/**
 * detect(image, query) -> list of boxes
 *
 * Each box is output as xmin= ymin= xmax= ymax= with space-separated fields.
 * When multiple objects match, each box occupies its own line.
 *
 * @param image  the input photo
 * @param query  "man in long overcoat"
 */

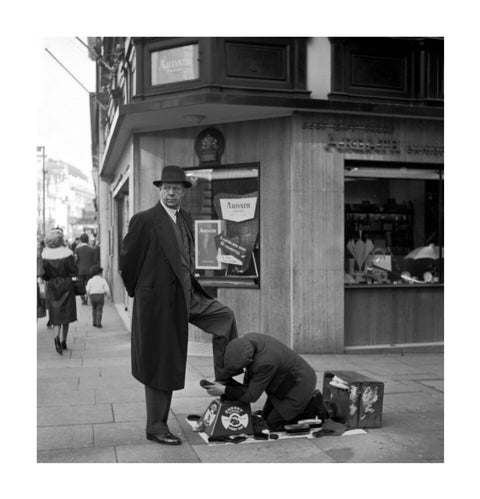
xmin=119 ymin=165 xmax=239 ymax=446
xmin=206 ymin=332 xmax=330 ymax=431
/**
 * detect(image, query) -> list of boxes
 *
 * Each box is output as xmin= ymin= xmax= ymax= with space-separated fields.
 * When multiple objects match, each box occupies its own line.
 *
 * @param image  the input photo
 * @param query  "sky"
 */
xmin=36 ymin=37 xmax=96 ymax=177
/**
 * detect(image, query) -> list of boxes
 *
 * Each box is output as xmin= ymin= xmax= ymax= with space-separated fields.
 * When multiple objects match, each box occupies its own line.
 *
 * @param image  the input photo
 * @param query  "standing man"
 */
xmin=74 ymin=233 xmax=95 ymax=305
xmin=119 ymin=165 xmax=239 ymax=446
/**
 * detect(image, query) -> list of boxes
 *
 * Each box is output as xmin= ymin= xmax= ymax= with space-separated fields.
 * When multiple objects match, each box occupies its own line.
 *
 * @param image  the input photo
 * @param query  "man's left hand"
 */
xmin=206 ymin=382 xmax=226 ymax=397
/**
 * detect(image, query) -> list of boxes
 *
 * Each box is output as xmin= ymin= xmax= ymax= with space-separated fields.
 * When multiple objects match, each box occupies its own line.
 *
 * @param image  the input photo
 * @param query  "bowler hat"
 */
xmin=153 ymin=165 xmax=192 ymax=188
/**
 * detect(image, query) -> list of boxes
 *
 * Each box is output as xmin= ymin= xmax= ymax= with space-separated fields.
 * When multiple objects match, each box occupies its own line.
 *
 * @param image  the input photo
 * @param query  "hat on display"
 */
xmin=153 ymin=165 xmax=192 ymax=188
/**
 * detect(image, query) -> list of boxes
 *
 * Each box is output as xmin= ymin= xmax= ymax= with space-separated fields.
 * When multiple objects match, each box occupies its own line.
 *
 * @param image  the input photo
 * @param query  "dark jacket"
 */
xmin=75 ymin=243 xmax=95 ymax=275
xmin=119 ymin=202 xmax=210 ymax=391
xmin=224 ymin=333 xmax=317 ymax=421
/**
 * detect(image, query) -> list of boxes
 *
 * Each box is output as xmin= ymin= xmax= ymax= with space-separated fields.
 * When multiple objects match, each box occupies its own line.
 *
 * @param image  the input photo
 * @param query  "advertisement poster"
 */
xmin=195 ymin=220 xmax=225 ymax=270
xmin=213 ymin=192 xmax=259 ymax=277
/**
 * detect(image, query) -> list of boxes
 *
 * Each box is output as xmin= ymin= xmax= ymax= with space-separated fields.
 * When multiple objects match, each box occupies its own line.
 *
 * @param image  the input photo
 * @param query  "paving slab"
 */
xmin=37 ymin=377 xmax=79 ymax=392
xmin=36 ymin=358 xmax=83 ymax=369
xmin=314 ymin=432 xmax=418 ymax=463
xmin=93 ymin=421 xmax=148 ymax=447
xmin=116 ymin=442 xmax=201 ymax=463
xmin=37 ymin=366 xmax=101 ymax=379
xmin=37 ymin=424 xmax=94 ymax=451
xmin=99 ymin=365 xmax=133 ymax=377
xmin=112 ymin=401 xmax=146 ymax=422
xmin=78 ymin=374 xmax=139 ymax=390
xmin=82 ymin=357 xmax=130 ymax=368
xmin=192 ymin=437 xmax=335 ymax=463
xmin=415 ymin=379 xmax=444 ymax=392
xmin=38 ymin=403 xmax=114 ymax=426
xmin=94 ymin=386 xmax=144 ymax=403
xmin=387 ymin=428 xmax=444 ymax=462
xmin=37 ymin=388 xmax=95 ymax=407
xmin=383 ymin=391 xmax=444 ymax=413
xmin=37 ymin=446 xmax=117 ymax=463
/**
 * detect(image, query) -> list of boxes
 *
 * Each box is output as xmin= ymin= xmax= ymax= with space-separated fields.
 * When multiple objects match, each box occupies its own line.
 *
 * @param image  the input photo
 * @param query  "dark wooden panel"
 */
xmin=345 ymin=286 xmax=443 ymax=346
xmin=351 ymin=54 xmax=406 ymax=90
xmin=225 ymin=41 xmax=287 ymax=80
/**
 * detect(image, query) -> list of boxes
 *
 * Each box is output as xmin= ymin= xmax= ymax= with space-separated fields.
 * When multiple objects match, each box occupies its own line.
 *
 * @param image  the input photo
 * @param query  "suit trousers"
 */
xmin=144 ymin=288 xmax=238 ymax=435
xmin=145 ymin=385 xmax=172 ymax=434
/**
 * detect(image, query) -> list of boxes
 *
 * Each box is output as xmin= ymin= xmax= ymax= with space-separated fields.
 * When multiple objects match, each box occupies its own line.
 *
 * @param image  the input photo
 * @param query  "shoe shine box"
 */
xmin=201 ymin=399 xmax=253 ymax=437
xmin=322 ymin=370 xmax=384 ymax=429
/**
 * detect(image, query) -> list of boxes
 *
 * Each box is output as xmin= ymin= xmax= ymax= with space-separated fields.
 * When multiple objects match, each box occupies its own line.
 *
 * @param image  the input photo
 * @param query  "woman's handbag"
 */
xmin=72 ymin=278 xmax=86 ymax=296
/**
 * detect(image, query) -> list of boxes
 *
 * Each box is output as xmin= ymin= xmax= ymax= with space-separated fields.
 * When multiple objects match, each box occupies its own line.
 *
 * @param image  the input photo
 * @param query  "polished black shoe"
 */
xmin=61 ymin=341 xmax=67 ymax=350
xmin=54 ymin=337 xmax=63 ymax=355
xmin=146 ymin=432 xmax=182 ymax=445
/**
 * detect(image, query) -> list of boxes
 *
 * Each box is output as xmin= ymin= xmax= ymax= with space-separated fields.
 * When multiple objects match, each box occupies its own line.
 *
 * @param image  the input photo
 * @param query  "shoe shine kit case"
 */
xmin=322 ymin=370 xmax=384 ymax=428
xmin=200 ymin=398 xmax=253 ymax=437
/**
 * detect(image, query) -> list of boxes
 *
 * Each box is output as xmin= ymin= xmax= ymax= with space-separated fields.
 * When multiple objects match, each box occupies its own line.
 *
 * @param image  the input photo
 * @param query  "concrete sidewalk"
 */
xmin=37 ymin=298 xmax=444 ymax=463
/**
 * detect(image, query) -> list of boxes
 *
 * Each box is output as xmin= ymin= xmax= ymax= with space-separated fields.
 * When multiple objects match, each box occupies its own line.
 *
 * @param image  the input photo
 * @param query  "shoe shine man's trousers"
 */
xmin=89 ymin=294 xmax=105 ymax=326
xmin=144 ymin=288 xmax=238 ymax=435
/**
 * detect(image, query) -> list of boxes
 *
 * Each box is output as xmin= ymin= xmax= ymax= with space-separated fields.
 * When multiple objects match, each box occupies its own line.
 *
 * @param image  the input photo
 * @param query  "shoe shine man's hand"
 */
xmin=206 ymin=382 xmax=226 ymax=397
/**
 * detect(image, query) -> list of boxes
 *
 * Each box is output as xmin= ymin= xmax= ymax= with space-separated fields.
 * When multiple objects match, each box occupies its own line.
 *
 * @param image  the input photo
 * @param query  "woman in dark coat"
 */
xmin=206 ymin=332 xmax=330 ymax=431
xmin=41 ymin=228 xmax=78 ymax=354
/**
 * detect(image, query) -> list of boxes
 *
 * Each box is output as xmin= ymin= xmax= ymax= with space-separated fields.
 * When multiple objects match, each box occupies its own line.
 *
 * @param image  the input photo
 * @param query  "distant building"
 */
xmin=36 ymin=156 xmax=97 ymax=243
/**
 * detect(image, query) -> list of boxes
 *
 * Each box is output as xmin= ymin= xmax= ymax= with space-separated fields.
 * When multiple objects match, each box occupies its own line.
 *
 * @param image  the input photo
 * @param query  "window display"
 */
xmin=344 ymin=165 xmax=443 ymax=285
xmin=183 ymin=165 xmax=259 ymax=287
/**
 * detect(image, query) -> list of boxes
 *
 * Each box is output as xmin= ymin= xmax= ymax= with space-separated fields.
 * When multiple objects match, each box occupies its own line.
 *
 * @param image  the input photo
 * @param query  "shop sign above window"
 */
xmin=151 ymin=44 xmax=199 ymax=85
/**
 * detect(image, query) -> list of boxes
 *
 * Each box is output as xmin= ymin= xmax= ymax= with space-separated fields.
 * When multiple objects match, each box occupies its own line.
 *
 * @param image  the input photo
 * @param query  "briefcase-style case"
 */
xmin=200 ymin=399 xmax=253 ymax=437
xmin=322 ymin=370 xmax=384 ymax=428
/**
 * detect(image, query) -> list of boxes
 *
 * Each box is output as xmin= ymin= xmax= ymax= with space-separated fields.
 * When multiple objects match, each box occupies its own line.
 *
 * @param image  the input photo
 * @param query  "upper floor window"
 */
xmin=151 ymin=43 xmax=199 ymax=86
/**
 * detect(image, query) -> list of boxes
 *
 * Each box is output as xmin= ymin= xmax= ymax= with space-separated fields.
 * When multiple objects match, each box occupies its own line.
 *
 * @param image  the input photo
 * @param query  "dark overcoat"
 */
xmin=119 ymin=202 xmax=210 ymax=391
xmin=225 ymin=333 xmax=317 ymax=421
xmin=75 ymin=244 xmax=95 ymax=275
xmin=41 ymin=246 xmax=78 ymax=325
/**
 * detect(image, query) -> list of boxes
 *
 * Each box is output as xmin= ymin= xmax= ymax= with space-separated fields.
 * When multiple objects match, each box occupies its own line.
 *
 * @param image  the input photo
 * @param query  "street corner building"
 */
xmin=88 ymin=37 xmax=444 ymax=354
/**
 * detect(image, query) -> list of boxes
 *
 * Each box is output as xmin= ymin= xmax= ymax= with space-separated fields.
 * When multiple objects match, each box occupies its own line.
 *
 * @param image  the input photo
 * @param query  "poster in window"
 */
xmin=213 ymin=192 xmax=259 ymax=278
xmin=195 ymin=220 xmax=225 ymax=270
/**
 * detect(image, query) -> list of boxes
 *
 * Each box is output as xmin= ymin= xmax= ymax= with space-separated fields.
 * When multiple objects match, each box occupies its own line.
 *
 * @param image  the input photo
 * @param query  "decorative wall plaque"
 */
xmin=195 ymin=127 xmax=225 ymax=164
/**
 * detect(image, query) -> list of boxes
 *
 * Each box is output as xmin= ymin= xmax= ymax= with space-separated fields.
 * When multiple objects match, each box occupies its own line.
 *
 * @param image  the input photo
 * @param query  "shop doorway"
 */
xmin=114 ymin=182 xmax=130 ymax=313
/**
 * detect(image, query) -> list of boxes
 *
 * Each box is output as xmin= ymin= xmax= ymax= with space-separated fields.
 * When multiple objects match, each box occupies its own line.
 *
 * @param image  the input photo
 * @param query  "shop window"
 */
xmin=344 ymin=164 xmax=443 ymax=286
xmin=150 ymin=43 xmax=199 ymax=86
xmin=183 ymin=164 xmax=260 ymax=288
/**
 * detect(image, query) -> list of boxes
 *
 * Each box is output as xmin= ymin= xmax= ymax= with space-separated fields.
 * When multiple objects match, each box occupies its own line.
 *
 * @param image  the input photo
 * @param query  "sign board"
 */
xmin=151 ymin=44 xmax=199 ymax=85
xmin=195 ymin=220 xmax=225 ymax=270
xmin=219 ymin=197 xmax=257 ymax=222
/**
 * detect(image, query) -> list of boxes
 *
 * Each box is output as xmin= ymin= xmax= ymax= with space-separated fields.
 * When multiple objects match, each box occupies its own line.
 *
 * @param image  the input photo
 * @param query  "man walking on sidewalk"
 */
xmin=74 ymin=233 xmax=95 ymax=305
xmin=119 ymin=165 xmax=239 ymax=446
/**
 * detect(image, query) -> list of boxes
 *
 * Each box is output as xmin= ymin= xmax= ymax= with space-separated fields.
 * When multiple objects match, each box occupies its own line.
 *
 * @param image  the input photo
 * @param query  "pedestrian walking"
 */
xmin=74 ymin=233 xmax=95 ymax=305
xmin=86 ymin=264 xmax=111 ymax=328
xmin=205 ymin=333 xmax=332 ymax=431
xmin=119 ymin=165 xmax=240 ymax=446
xmin=37 ymin=240 xmax=47 ymax=320
xmin=41 ymin=228 xmax=78 ymax=354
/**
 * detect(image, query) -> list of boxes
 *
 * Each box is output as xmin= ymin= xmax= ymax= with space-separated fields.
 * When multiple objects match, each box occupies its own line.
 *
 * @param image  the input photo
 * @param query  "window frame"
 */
xmin=344 ymin=161 xmax=444 ymax=287
xmin=183 ymin=162 xmax=261 ymax=289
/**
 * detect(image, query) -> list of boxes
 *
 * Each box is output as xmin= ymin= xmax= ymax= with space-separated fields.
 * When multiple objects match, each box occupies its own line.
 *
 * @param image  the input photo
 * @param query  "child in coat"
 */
xmin=86 ymin=265 xmax=111 ymax=328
